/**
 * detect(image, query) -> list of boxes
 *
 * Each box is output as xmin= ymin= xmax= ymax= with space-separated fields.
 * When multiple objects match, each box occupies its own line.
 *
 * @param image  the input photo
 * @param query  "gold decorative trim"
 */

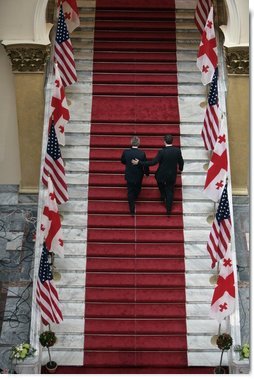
xmin=3 ymin=43 xmax=51 ymax=73
xmin=224 ymin=46 xmax=249 ymax=75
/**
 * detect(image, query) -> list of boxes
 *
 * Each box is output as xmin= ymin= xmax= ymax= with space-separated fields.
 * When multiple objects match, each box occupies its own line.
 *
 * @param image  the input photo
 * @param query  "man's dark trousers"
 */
xmin=127 ymin=181 xmax=142 ymax=214
xmin=157 ymin=179 xmax=175 ymax=213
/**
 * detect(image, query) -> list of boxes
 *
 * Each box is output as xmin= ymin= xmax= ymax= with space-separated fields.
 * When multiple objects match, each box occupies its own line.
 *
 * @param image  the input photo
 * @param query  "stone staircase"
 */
xmin=41 ymin=0 xmax=228 ymax=368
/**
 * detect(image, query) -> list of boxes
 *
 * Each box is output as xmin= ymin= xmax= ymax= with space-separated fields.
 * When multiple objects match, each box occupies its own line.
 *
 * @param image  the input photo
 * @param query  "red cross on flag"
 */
xmin=203 ymin=118 xmax=228 ymax=202
xmin=57 ymin=0 xmax=80 ymax=33
xmin=50 ymin=63 xmax=70 ymax=146
xmin=210 ymin=250 xmax=236 ymax=323
xmin=197 ymin=6 xmax=218 ymax=85
xmin=40 ymin=176 xmax=64 ymax=257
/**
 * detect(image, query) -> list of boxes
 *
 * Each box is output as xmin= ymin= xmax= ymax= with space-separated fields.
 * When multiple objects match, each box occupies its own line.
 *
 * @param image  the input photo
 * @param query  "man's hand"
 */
xmin=131 ymin=158 xmax=139 ymax=165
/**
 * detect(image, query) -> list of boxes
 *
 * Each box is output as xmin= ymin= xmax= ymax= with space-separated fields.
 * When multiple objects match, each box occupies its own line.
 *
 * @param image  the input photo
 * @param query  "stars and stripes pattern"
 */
xmin=207 ymin=184 xmax=232 ymax=268
xmin=197 ymin=6 xmax=218 ymax=85
xmin=42 ymin=120 xmax=69 ymax=204
xmin=54 ymin=3 xmax=77 ymax=87
xmin=57 ymin=0 xmax=80 ymax=33
xmin=40 ymin=176 xmax=64 ymax=257
xmin=194 ymin=0 xmax=213 ymax=34
xmin=36 ymin=243 xmax=63 ymax=325
xmin=210 ymin=250 xmax=235 ymax=322
xmin=50 ymin=63 xmax=70 ymax=146
xmin=203 ymin=118 xmax=228 ymax=202
xmin=201 ymin=67 xmax=220 ymax=150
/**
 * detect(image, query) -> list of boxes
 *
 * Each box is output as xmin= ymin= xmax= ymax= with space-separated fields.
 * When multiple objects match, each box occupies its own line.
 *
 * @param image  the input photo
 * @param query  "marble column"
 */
xmin=224 ymin=46 xmax=249 ymax=195
xmin=3 ymin=43 xmax=50 ymax=193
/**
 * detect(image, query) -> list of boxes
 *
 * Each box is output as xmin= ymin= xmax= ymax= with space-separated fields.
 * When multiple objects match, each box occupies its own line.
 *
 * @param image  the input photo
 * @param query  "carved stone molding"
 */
xmin=3 ymin=43 xmax=51 ymax=73
xmin=224 ymin=46 xmax=249 ymax=75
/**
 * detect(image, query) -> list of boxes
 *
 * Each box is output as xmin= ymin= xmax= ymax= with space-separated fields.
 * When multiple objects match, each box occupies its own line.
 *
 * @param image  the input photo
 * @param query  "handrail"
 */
xmin=29 ymin=5 xmax=58 ymax=371
xmin=214 ymin=0 xmax=242 ymax=367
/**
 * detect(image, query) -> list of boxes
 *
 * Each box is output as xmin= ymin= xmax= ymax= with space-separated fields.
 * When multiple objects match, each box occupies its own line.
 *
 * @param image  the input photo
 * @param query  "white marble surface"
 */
xmin=180 ymin=136 xmax=205 ymax=147
xmin=53 ymin=333 xmax=85 ymax=349
xmin=182 ymin=187 xmax=210 ymax=200
xmin=176 ymin=0 xmax=197 ymax=9
xmin=181 ymin=161 xmax=208 ymax=173
xmin=187 ymin=335 xmax=219 ymax=350
xmin=181 ymin=148 xmax=209 ymax=160
xmin=60 ymin=200 xmax=88 ymax=212
xmin=66 ymin=122 xmax=91 ymax=133
xmin=66 ymin=172 xmax=89 ymax=185
xmin=61 ymin=301 xmax=85 ymax=317
xmin=42 ymin=350 xmax=84 ymax=366
xmin=177 ymin=51 xmax=199 ymax=62
xmin=187 ymin=319 xmax=226 ymax=334
xmin=62 ymin=242 xmax=87 ymax=256
xmin=185 ymin=273 xmax=214 ymax=287
xmin=178 ymin=96 xmax=206 ymax=122
xmin=50 ymin=318 xmax=85 ymax=333
xmin=186 ymin=288 xmax=213 ymax=303
xmin=64 ymin=160 xmax=89 ymax=172
xmin=61 ymin=146 xmax=90 ymax=158
xmin=184 ymin=243 xmax=207 ymax=257
xmin=55 ymin=256 xmax=86 ymax=270
xmin=177 ymin=72 xmax=202 ymax=84
xmin=178 ymin=84 xmax=206 ymax=95
xmin=65 ymin=134 xmax=90 ymax=145
xmin=183 ymin=215 xmax=212 ymax=228
xmin=185 ymin=258 xmax=214 ymax=272
xmin=184 ymin=229 xmax=210 ymax=242
xmin=66 ymin=82 xmax=92 ymax=94
xmin=188 ymin=351 xmax=228 ymax=367
xmin=186 ymin=303 xmax=211 ymax=317
xmin=180 ymin=123 xmax=203 ymax=134
xmin=182 ymin=174 xmax=206 ymax=186
xmin=68 ymin=94 xmax=92 ymax=121
xmin=57 ymin=272 xmax=86 ymax=286
xmin=183 ymin=201 xmax=214 ymax=214
xmin=68 ymin=186 xmax=88 ymax=199
xmin=57 ymin=287 xmax=86 ymax=301
xmin=62 ymin=227 xmax=87 ymax=241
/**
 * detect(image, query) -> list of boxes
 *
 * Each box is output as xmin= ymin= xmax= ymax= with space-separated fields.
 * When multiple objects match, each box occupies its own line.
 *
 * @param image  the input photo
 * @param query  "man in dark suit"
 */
xmin=121 ymin=136 xmax=149 ymax=215
xmin=132 ymin=134 xmax=184 ymax=215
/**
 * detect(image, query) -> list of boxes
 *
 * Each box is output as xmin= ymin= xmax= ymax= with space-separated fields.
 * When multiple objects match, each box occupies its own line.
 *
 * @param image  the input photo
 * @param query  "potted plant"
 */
xmin=234 ymin=343 xmax=250 ymax=360
xmin=9 ymin=342 xmax=36 ymax=373
xmin=39 ymin=330 xmax=57 ymax=373
xmin=214 ymin=333 xmax=233 ymax=374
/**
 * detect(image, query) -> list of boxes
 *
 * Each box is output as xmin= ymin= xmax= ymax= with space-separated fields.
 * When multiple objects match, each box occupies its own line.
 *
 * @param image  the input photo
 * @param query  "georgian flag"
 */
xmin=197 ymin=6 xmax=218 ymax=85
xmin=210 ymin=250 xmax=236 ymax=323
xmin=50 ymin=63 xmax=70 ymax=146
xmin=203 ymin=118 xmax=228 ymax=202
xmin=57 ymin=0 xmax=80 ymax=33
xmin=40 ymin=176 xmax=64 ymax=257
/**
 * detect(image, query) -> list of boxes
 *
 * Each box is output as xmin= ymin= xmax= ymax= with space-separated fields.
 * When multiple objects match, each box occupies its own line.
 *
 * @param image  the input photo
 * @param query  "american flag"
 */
xmin=42 ymin=120 xmax=69 ymax=204
xmin=201 ymin=67 xmax=220 ymax=150
xmin=194 ymin=0 xmax=213 ymax=34
xmin=58 ymin=0 xmax=80 ymax=33
xmin=50 ymin=63 xmax=70 ymax=146
xmin=210 ymin=250 xmax=235 ymax=323
xmin=54 ymin=3 xmax=77 ymax=87
xmin=36 ymin=243 xmax=63 ymax=325
xmin=207 ymin=184 xmax=232 ymax=268
xmin=41 ymin=176 xmax=64 ymax=257
xmin=197 ymin=6 xmax=218 ymax=85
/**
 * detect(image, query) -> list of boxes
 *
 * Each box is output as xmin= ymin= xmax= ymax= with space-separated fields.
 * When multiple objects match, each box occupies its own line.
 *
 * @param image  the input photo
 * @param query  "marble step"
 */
xmin=42 ymin=349 xmax=227 ymax=367
xmin=50 ymin=317 xmax=225 ymax=336
xmin=60 ymin=200 xmax=213 ymax=214
xmin=63 ymin=121 xmax=204 ymax=135
xmin=54 ymin=257 xmax=213 ymax=274
xmin=63 ymin=160 xmax=208 ymax=174
xmin=77 ymin=0 xmax=198 ymax=10
xmin=63 ymin=134 xmax=206 ymax=147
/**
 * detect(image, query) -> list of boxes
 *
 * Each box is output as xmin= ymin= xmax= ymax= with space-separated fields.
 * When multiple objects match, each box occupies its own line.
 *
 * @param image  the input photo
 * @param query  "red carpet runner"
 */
xmin=56 ymin=0 xmax=213 ymax=374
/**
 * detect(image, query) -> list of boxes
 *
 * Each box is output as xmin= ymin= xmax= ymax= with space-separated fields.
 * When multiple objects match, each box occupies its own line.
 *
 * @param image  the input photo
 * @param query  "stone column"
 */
xmin=224 ymin=46 xmax=249 ymax=195
xmin=3 ymin=43 xmax=50 ymax=193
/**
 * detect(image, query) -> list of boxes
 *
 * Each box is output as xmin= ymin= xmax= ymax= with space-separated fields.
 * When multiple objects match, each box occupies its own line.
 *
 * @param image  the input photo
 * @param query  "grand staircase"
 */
xmin=41 ymin=0 xmax=229 ymax=373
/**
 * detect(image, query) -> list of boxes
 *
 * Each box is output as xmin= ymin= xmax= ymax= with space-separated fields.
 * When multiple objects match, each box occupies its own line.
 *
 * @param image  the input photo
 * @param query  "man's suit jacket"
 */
xmin=121 ymin=148 xmax=149 ymax=184
xmin=143 ymin=146 xmax=184 ymax=183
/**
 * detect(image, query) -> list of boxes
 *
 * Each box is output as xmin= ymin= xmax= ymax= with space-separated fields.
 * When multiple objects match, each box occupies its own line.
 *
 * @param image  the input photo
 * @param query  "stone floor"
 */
xmin=0 ymin=185 xmax=250 ymax=372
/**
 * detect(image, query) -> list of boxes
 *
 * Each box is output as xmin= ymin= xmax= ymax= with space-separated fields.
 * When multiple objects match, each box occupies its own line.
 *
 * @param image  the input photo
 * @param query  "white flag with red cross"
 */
xmin=197 ymin=6 xmax=218 ymax=85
